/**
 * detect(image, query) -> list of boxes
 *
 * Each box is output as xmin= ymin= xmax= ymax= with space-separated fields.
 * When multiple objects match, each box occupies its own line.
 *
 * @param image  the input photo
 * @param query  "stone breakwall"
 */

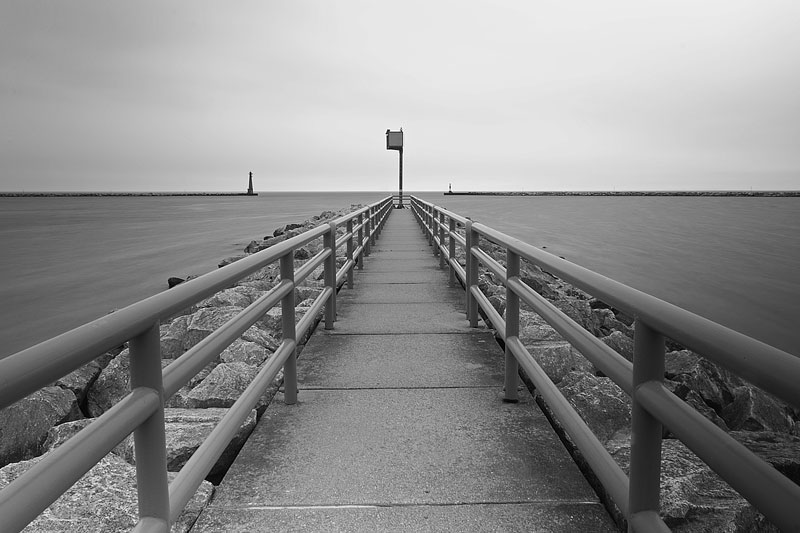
xmin=458 ymin=232 xmax=800 ymax=532
xmin=0 ymin=205 xmax=362 ymax=532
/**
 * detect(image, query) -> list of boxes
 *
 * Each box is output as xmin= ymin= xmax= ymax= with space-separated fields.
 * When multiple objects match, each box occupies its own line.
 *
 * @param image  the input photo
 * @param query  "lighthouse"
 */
xmin=247 ymin=172 xmax=255 ymax=196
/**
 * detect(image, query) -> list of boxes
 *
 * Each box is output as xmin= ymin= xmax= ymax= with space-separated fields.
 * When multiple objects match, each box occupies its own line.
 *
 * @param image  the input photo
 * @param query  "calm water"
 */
xmin=1 ymin=192 xmax=798 ymax=358
xmin=415 ymin=193 xmax=800 ymax=357
xmin=0 ymin=192 xmax=384 ymax=358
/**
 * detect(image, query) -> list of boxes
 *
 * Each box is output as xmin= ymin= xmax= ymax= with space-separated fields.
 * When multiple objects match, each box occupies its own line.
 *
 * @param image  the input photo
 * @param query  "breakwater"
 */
xmin=0 ymin=192 xmax=256 ymax=197
xmin=444 ymin=190 xmax=800 ymax=197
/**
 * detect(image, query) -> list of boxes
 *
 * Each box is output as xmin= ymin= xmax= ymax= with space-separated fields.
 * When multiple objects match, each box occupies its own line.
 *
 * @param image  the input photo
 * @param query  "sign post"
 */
xmin=386 ymin=128 xmax=403 ymax=208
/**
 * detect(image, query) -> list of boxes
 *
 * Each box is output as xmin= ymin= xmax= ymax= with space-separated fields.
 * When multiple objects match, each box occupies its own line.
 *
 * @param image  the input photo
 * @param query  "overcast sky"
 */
xmin=2 ymin=1 xmax=799 ymax=192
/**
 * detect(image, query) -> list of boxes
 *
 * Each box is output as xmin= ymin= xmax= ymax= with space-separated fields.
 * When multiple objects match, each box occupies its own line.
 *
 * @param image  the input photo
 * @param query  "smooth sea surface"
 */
xmin=1 ymin=192 xmax=798 ymax=358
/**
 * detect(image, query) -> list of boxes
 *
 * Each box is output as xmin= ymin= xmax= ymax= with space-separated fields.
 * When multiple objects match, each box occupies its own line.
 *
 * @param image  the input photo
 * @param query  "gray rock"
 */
xmin=553 ymin=297 xmax=593 ymax=332
xmin=665 ymin=381 xmax=729 ymax=432
xmin=167 ymin=276 xmax=186 ymax=288
xmin=218 ymin=254 xmax=247 ymax=268
xmin=600 ymin=330 xmax=635 ymax=362
xmin=488 ymin=294 xmax=506 ymax=317
xmin=184 ymin=306 xmax=246 ymax=348
xmin=524 ymin=342 xmax=594 ymax=384
xmin=244 ymin=240 xmax=260 ymax=253
xmin=43 ymin=419 xmax=129 ymax=460
xmin=0 ymin=386 xmax=81 ymax=466
xmin=260 ymin=235 xmax=285 ymax=249
xmin=722 ymin=386 xmax=795 ymax=433
xmin=296 ymin=286 xmax=322 ymax=303
xmin=54 ymin=360 xmax=103 ymax=405
xmin=730 ymin=430 xmax=800 ymax=484
xmin=607 ymin=437 xmax=776 ymax=532
xmin=160 ymin=315 xmax=191 ymax=359
xmin=87 ymin=352 xmax=173 ymax=417
xmin=519 ymin=309 xmax=563 ymax=343
xmin=86 ymin=348 xmax=131 ymax=417
xmin=590 ymin=308 xmax=633 ymax=337
xmin=0 ymin=453 xmax=213 ymax=533
xmin=220 ymin=338 xmax=270 ymax=367
xmin=293 ymin=247 xmax=311 ymax=260
xmin=665 ymin=351 xmax=742 ymax=411
xmin=185 ymin=362 xmax=259 ymax=409
xmin=558 ymin=371 xmax=631 ymax=443
xmin=272 ymin=222 xmax=304 ymax=237
xmin=195 ymin=286 xmax=254 ymax=310
xmin=161 ymin=408 xmax=257 ymax=476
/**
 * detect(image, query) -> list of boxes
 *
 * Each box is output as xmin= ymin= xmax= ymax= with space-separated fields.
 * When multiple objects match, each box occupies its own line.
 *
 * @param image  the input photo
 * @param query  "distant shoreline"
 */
xmin=444 ymin=190 xmax=800 ymax=197
xmin=0 ymin=192 xmax=258 ymax=197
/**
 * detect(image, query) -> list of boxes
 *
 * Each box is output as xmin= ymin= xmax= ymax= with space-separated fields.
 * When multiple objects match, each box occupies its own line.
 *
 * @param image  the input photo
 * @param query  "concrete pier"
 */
xmin=191 ymin=209 xmax=617 ymax=532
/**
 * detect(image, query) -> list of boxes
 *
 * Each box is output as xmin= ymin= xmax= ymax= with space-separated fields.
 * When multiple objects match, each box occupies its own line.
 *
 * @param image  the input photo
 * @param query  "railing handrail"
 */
xmin=0 ymin=196 xmax=394 ymax=532
xmin=0 ymin=198 xmax=387 ymax=410
xmin=409 ymin=194 xmax=800 ymax=532
xmin=471 ymin=221 xmax=800 ymax=407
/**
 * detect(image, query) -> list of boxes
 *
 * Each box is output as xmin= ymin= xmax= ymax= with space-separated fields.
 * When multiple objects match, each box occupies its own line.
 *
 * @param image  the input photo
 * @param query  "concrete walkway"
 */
xmin=192 ymin=209 xmax=617 ymax=532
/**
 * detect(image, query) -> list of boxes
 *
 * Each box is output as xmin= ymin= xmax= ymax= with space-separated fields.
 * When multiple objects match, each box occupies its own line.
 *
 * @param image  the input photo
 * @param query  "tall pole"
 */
xmin=398 ymin=147 xmax=404 ymax=208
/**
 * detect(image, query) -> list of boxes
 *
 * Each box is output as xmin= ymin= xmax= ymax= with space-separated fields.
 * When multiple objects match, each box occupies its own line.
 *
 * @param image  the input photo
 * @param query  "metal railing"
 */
xmin=409 ymin=195 xmax=800 ymax=532
xmin=0 ymin=196 xmax=393 ymax=533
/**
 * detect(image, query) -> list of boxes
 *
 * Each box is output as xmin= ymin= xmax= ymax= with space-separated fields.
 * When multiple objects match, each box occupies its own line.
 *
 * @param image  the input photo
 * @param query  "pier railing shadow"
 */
xmin=0 ymin=196 xmax=393 ymax=532
xmin=410 ymin=194 xmax=800 ymax=532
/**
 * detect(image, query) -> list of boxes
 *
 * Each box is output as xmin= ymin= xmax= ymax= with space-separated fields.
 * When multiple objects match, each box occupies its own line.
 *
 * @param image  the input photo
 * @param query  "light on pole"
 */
xmin=386 ymin=128 xmax=403 ymax=208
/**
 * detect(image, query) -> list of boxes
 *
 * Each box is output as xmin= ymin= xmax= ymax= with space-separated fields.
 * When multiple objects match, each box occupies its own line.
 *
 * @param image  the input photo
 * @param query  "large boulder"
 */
xmin=608 ymin=437 xmax=776 ymax=532
xmin=0 ymin=453 xmax=213 ymax=533
xmin=665 ymin=351 xmax=742 ymax=412
xmin=665 ymin=381 xmax=729 ymax=432
xmin=160 ymin=315 xmax=192 ymax=359
xmin=87 ymin=352 xmax=174 ymax=417
xmin=730 ymin=430 xmax=800 ymax=484
xmin=161 ymin=408 xmax=257 ymax=476
xmin=0 ymin=386 xmax=81 ymax=467
xmin=552 ymin=297 xmax=593 ymax=332
xmin=590 ymin=308 xmax=634 ymax=338
xmin=43 ymin=408 xmax=257 ymax=478
xmin=526 ymin=342 xmax=594 ymax=384
xmin=219 ymin=338 xmax=270 ymax=367
xmin=195 ymin=287 xmax=255 ymax=310
xmin=519 ymin=309 xmax=563 ymax=343
xmin=184 ymin=306 xmax=246 ymax=348
xmin=53 ymin=360 xmax=103 ymax=406
xmin=600 ymin=331 xmax=634 ymax=362
xmin=43 ymin=418 xmax=129 ymax=460
xmin=272 ymin=222 xmax=304 ymax=237
xmin=184 ymin=362 xmax=259 ymax=409
xmin=557 ymin=371 xmax=631 ymax=443
xmin=721 ymin=386 xmax=795 ymax=433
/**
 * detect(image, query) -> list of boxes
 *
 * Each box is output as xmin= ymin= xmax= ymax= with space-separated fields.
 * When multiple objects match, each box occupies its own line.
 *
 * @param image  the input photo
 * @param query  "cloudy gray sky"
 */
xmin=2 ymin=1 xmax=799 ymax=192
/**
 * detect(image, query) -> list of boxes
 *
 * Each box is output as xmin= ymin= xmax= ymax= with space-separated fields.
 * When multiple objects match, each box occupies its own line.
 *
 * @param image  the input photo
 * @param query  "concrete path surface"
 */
xmin=191 ymin=208 xmax=617 ymax=532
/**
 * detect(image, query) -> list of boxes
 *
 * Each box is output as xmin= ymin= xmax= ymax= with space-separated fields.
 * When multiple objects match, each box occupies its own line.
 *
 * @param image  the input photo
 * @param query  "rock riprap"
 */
xmin=0 ymin=205 xmax=362 ymax=531
xmin=459 ymin=227 xmax=797 ymax=531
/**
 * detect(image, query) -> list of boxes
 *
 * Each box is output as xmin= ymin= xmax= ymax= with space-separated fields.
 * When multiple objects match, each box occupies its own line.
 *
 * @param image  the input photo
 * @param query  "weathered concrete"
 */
xmin=192 ymin=209 xmax=616 ymax=532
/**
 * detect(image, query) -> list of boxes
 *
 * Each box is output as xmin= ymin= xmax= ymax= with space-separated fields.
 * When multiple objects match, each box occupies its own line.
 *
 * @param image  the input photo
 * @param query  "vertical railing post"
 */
xmin=628 ymin=318 xmax=665 ymax=529
xmin=438 ymin=211 xmax=446 ymax=268
xmin=370 ymin=206 xmax=377 ymax=246
xmin=428 ymin=206 xmax=434 ymax=247
xmin=364 ymin=208 xmax=372 ymax=257
xmin=448 ymin=217 xmax=456 ymax=287
xmin=357 ymin=212 xmax=364 ymax=269
xmin=129 ymin=322 xmax=170 ymax=530
xmin=432 ymin=208 xmax=439 ymax=257
xmin=504 ymin=250 xmax=520 ymax=402
xmin=324 ymin=222 xmax=337 ymax=329
xmin=466 ymin=219 xmax=479 ymax=327
xmin=346 ymin=218 xmax=354 ymax=289
xmin=280 ymin=253 xmax=298 ymax=405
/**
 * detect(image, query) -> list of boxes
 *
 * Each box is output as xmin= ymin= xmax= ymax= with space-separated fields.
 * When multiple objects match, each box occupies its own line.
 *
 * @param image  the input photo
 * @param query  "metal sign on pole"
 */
xmin=385 ymin=128 xmax=403 ymax=208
